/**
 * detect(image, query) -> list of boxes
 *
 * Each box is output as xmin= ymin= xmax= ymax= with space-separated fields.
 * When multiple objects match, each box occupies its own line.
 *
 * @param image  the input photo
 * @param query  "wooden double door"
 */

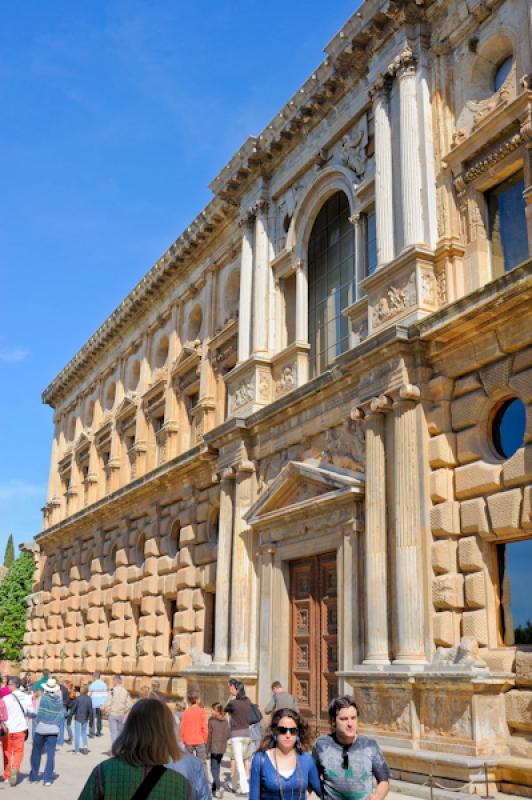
xmin=289 ymin=553 xmax=338 ymax=735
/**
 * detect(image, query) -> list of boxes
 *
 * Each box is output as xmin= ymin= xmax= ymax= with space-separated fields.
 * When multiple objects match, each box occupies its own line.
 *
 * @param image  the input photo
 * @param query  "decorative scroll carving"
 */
xmin=340 ymin=118 xmax=368 ymax=178
xmin=372 ymin=273 xmax=416 ymax=325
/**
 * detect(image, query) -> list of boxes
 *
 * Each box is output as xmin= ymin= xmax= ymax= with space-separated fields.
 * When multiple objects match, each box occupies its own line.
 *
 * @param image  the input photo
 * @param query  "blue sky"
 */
xmin=0 ymin=1 xmax=529 ymax=628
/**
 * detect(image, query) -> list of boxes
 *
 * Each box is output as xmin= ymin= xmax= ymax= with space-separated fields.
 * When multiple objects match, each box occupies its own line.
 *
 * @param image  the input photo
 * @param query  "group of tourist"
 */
xmin=0 ymin=671 xmax=391 ymax=800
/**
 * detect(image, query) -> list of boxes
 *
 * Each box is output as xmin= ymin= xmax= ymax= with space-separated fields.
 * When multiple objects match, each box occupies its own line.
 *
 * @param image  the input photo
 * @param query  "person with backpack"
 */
xmin=2 ymin=676 xmax=31 ymax=786
xmin=77 ymin=698 xmax=189 ymax=799
xmin=207 ymin=702 xmax=229 ymax=798
xmin=224 ymin=679 xmax=252 ymax=796
xmin=29 ymin=677 xmax=64 ymax=786
xmin=71 ymin=685 xmax=93 ymax=754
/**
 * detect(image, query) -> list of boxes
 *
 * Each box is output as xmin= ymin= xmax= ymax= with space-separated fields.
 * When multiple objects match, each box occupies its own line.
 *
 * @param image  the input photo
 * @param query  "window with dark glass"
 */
xmin=497 ymin=540 xmax=532 ymax=645
xmin=493 ymin=56 xmax=512 ymax=91
xmin=491 ymin=397 xmax=526 ymax=459
xmin=486 ymin=171 xmax=528 ymax=275
xmin=308 ymin=192 xmax=355 ymax=376
xmin=364 ymin=208 xmax=377 ymax=277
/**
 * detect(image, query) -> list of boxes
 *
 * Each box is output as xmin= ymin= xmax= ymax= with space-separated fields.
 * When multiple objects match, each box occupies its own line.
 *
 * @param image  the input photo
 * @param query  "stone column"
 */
xmin=397 ymin=55 xmax=424 ymax=248
xmin=238 ymin=214 xmax=254 ymax=363
xmin=360 ymin=397 xmax=392 ymax=664
xmin=350 ymin=213 xmax=364 ymax=292
xmin=295 ymin=265 xmax=308 ymax=343
xmin=230 ymin=461 xmax=256 ymax=666
xmin=392 ymin=384 xmax=426 ymax=663
xmin=213 ymin=468 xmax=235 ymax=664
xmin=252 ymin=201 xmax=270 ymax=355
xmin=371 ymin=77 xmax=395 ymax=267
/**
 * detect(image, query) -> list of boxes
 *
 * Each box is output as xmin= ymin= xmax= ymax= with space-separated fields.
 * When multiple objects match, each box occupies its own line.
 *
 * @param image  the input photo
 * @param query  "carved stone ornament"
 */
xmin=372 ymin=273 xmax=416 ymax=325
xmin=387 ymin=46 xmax=416 ymax=78
xmin=275 ymin=364 xmax=296 ymax=397
xmin=232 ymin=378 xmax=255 ymax=409
xmin=340 ymin=118 xmax=368 ymax=178
xmin=466 ymin=86 xmax=510 ymax=130
xmin=421 ymin=270 xmax=437 ymax=306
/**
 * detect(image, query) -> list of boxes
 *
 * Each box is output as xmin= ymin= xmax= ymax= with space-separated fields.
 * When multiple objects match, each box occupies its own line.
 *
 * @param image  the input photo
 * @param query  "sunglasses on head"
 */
xmin=276 ymin=725 xmax=298 ymax=735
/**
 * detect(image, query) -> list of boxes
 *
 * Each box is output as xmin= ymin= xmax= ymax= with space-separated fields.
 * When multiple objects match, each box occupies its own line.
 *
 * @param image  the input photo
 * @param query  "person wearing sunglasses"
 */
xmin=249 ymin=708 xmax=320 ymax=800
xmin=312 ymin=696 xmax=390 ymax=800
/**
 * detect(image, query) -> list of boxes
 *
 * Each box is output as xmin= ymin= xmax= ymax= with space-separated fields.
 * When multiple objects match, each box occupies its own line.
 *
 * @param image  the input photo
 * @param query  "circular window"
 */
xmin=154 ymin=336 xmax=169 ymax=368
xmin=494 ymin=56 xmax=512 ymax=92
xmin=491 ymin=397 xmax=526 ymax=459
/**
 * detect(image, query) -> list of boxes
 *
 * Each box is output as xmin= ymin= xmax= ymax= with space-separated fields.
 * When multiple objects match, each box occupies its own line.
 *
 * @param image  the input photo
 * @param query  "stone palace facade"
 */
xmin=23 ymin=0 xmax=532 ymax=792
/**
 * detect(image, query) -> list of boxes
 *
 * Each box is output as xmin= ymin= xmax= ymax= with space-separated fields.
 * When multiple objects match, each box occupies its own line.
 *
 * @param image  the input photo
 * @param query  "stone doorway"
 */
xmin=289 ymin=552 xmax=338 ymax=735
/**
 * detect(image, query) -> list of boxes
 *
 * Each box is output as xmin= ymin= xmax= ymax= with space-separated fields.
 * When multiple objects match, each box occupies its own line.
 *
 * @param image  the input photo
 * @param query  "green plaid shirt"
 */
xmin=78 ymin=757 xmax=190 ymax=800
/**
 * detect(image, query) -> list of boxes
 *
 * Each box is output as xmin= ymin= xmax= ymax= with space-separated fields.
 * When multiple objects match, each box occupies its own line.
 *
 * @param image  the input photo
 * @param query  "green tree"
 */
xmin=3 ymin=534 xmax=15 ymax=569
xmin=0 ymin=551 xmax=35 ymax=661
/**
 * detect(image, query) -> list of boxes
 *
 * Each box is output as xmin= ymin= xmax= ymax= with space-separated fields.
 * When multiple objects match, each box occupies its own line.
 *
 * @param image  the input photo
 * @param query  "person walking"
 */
xmin=313 ymin=695 xmax=390 ymax=800
xmin=33 ymin=670 xmax=49 ymax=691
xmin=57 ymin=679 xmax=70 ymax=746
xmin=29 ymin=677 xmax=64 ymax=786
xmin=2 ymin=676 xmax=31 ymax=786
xmin=249 ymin=708 xmax=320 ymax=800
xmin=0 ymin=675 xmax=10 ymax=698
xmin=264 ymin=682 xmax=298 ymax=715
xmin=224 ymin=679 xmax=252 ymax=796
xmin=181 ymin=692 xmax=208 ymax=766
xmin=105 ymin=676 xmax=132 ymax=744
xmin=72 ymin=685 xmax=93 ymax=754
xmin=88 ymin=672 xmax=108 ymax=737
xmin=167 ymin=748 xmax=212 ymax=800
xmin=64 ymin=682 xmax=76 ymax=744
xmin=78 ymin=698 xmax=189 ymax=799
xmin=207 ymin=702 xmax=229 ymax=798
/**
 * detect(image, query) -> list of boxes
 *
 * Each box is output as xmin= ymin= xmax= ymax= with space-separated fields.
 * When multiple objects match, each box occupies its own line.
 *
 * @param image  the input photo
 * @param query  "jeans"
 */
xmin=185 ymin=743 xmax=207 ymax=764
xmin=210 ymin=753 xmax=223 ymax=791
xmin=57 ymin=711 xmax=66 ymax=745
xmin=29 ymin=732 xmax=57 ymax=783
xmin=74 ymin=720 xmax=88 ymax=752
xmin=90 ymin=707 xmax=103 ymax=736
xmin=108 ymin=714 xmax=124 ymax=744
xmin=231 ymin=737 xmax=250 ymax=793
xmin=65 ymin=717 xmax=73 ymax=742
xmin=2 ymin=731 xmax=26 ymax=780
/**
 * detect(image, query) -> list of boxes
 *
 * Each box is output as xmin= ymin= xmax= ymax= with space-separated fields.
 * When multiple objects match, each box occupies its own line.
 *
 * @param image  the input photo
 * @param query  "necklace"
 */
xmin=272 ymin=748 xmax=303 ymax=800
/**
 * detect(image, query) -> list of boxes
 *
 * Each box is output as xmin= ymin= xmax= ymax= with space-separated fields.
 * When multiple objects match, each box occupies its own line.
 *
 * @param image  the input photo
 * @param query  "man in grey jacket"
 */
xmin=264 ymin=681 xmax=298 ymax=714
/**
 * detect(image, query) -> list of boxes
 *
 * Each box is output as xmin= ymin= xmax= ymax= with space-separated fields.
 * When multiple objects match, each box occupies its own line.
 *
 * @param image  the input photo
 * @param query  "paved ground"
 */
xmin=0 ymin=724 xmax=509 ymax=800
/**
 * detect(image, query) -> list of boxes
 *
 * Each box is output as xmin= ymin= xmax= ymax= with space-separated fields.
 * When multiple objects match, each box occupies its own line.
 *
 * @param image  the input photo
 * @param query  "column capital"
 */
xmin=348 ymin=212 xmax=362 ymax=227
xmin=236 ymin=459 xmax=255 ymax=476
xmin=368 ymin=73 xmax=392 ymax=102
xmin=393 ymin=383 xmax=421 ymax=404
xmin=220 ymin=467 xmax=236 ymax=484
xmin=388 ymin=46 xmax=416 ymax=79
xmin=238 ymin=209 xmax=256 ymax=228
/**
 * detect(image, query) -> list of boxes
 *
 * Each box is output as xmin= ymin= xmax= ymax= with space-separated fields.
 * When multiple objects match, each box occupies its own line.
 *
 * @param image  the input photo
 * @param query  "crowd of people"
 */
xmin=0 ymin=671 xmax=390 ymax=800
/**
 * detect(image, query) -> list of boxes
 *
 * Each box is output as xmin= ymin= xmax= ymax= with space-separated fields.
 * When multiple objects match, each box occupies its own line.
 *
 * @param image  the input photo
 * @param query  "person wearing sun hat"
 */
xmin=29 ymin=676 xmax=64 ymax=786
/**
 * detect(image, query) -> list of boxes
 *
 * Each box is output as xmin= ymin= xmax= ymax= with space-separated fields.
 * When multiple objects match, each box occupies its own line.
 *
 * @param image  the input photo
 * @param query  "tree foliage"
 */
xmin=515 ymin=619 xmax=532 ymax=645
xmin=0 ymin=552 xmax=34 ymax=661
xmin=3 ymin=534 xmax=15 ymax=569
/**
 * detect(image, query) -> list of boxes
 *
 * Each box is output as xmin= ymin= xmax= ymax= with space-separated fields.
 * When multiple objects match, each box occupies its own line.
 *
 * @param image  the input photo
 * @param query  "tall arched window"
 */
xmin=308 ymin=191 xmax=354 ymax=376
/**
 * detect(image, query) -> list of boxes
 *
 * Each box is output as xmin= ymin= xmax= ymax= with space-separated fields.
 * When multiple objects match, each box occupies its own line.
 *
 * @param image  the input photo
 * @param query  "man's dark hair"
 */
xmin=328 ymin=695 xmax=360 ymax=724
xmin=93 ymin=671 xmax=101 ymax=679
xmin=271 ymin=681 xmax=282 ymax=690
xmin=9 ymin=676 xmax=21 ymax=689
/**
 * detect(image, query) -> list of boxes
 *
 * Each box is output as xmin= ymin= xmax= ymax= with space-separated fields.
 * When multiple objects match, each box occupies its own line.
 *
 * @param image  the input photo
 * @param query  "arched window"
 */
xmin=308 ymin=191 xmax=354 ymax=376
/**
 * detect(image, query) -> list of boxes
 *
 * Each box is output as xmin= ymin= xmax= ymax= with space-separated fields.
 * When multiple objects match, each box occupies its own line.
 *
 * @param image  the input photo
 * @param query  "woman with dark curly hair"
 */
xmin=249 ymin=708 xmax=320 ymax=800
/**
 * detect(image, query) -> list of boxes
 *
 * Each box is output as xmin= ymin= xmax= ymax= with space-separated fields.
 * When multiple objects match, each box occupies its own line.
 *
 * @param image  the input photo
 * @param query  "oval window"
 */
xmin=491 ymin=397 xmax=526 ymax=459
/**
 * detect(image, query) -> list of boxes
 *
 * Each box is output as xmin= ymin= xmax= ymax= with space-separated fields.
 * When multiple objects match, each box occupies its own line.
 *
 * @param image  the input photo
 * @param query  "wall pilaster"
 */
xmin=238 ymin=214 xmax=254 ymax=363
xmin=229 ymin=461 xmax=256 ymax=667
xmin=213 ymin=468 xmax=235 ymax=664
xmin=397 ymin=56 xmax=424 ymax=248
xmin=371 ymin=76 xmax=395 ymax=267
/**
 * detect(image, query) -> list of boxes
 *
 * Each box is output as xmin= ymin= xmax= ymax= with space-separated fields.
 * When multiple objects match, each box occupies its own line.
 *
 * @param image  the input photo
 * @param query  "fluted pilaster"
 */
xmin=393 ymin=384 xmax=426 ymax=663
xmin=213 ymin=468 xmax=234 ymax=664
xmin=238 ymin=215 xmax=254 ymax=363
xmin=252 ymin=201 xmax=269 ymax=355
xmin=361 ymin=396 xmax=392 ymax=664
xmin=371 ymin=77 xmax=395 ymax=267
xmin=398 ymin=60 xmax=424 ymax=248
xmin=230 ymin=461 xmax=256 ymax=666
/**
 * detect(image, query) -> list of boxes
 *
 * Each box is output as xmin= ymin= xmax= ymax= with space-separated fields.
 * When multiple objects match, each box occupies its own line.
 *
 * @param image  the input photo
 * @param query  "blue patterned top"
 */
xmin=250 ymin=750 xmax=321 ymax=800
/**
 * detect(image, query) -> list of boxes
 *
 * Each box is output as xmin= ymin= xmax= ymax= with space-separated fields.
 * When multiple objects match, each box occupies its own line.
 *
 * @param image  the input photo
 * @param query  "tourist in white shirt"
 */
xmin=2 ymin=677 xmax=32 ymax=786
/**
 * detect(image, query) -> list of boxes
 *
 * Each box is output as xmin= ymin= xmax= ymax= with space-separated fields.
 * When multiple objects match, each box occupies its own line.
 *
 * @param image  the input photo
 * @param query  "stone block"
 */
xmin=432 ymin=574 xmax=464 ymax=609
xmin=431 ymin=501 xmax=461 ymax=536
xmin=462 ymin=609 xmax=488 ymax=646
xmin=140 ymin=576 xmax=159 ymax=596
xmin=433 ymin=611 xmax=455 ymax=647
xmin=144 ymin=538 xmax=160 ymax=557
xmin=487 ymin=489 xmax=522 ymax=535
xmin=141 ymin=596 xmax=162 ymax=615
xmin=456 ymin=427 xmax=483 ymax=464
xmin=124 ymin=619 xmax=137 ymax=638
xmin=429 ymin=376 xmax=454 ymax=401
xmin=473 ymin=330 xmax=504 ymax=367
xmin=432 ymin=539 xmax=457 ymax=574
xmin=196 ymin=523 xmax=208 ymax=544
xmin=464 ymin=571 xmax=486 ymax=609
xmin=502 ymin=445 xmax=532 ymax=488
xmin=479 ymin=357 xmax=512 ymax=397
xmin=505 ymin=690 xmax=532 ymax=732
xmin=458 ymin=536 xmax=484 ymax=572
xmin=179 ymin=547 xmax=193 ymax=568
xmin=139 ymin=616 xmax=157 ymax=636
xmin=126 ymin=566 xmax=139 ymax=583
xmin=140 ymin=655 xmax=156 ymax=676
xmin=515 ymin=649 xmax=532 ymax=687
xmin=163 ymin=573 xmax=178 ymax=598
xmin=455 ymin=462 xmax=501 ymax=499
xmin=195 ymin=543 xmax=217 ymax=565
xmin=109 ymin=620 xmax=125 ymax=638
xmin=430 ymin=469 xmax=454 ymax=504
xmin=509 ymin=367 xmax=532 ymax=403
xmin=191 ymin=589 xmax=205 ymax=609
xmin=143 ymin=557 xmax=158 ymax=577
xmin=115 ymin=548 xmax=129 ymax=567
xmin=195 ymin=609 xmax=206 ymax=630
xmin=177 ymin=589 xmax=194 ymax=611
xmin=522 ymin=486 xmax=532 ymax=530
xmin=451 ymin=391 xmax=487 ymax=432
xmin=428 ymin=433 xmax=457 ymax=468
xmin=176 ymin=567 xmax=197 ymax=589
xmin=180 ymin=525 xmax=196 ymax=545
xmin=112 ymin=584 xmax=129 ymax=602
xmin=478 ymin=647 xmax=515 ymax=672
xmin=176 ymin=633 xmax=192 ymax=654
xmin=513 ymin=347 xmax=532 ymax=373
xmin=87 ymin=591 xmax=102 ymax=608
xmin=130 ymin=582 xmax=142 ymax=603
xmin=153 ymin=635 xmax=168 ymax=657
xmin=196 ymin=502 xmax=210 ymax=523
xmin=157 ymin=555 xmax=175 ymax=575
xmin=427 ymin=402 xmax=451 ymax=436
xmin=200 ymin=563 xmax=216 ymax=592
xmin=454 ymin=374 xmax=482 ymax=398
xmin=109 ymin=656 xmax=123 ymax=674
xmin=174 ymin=610 xmax=196 ymax=633
xmin=460 ymin=498 xmax=491 ymax=538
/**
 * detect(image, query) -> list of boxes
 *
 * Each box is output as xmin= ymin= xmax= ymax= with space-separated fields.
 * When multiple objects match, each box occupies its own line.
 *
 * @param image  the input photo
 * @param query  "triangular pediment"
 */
xmin=245 ymin=460 xmax=364 ymax=528
xmin=116 ymin=395 xmax=137 ymax=421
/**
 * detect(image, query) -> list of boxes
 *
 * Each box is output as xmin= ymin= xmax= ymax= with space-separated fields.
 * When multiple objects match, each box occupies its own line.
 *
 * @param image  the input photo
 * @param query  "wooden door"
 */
xmin=289 ymin=552 xmax=338 ymax=735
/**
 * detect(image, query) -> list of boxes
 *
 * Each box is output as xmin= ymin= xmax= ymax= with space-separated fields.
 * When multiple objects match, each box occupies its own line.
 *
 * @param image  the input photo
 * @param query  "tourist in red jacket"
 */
xmin=180 ymin=693 xmax=208 ymax=767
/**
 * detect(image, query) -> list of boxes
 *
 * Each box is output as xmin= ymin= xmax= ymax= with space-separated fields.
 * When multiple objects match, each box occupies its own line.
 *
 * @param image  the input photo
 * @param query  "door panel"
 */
xmin=289 ymin=553 xmax=338 ymax=735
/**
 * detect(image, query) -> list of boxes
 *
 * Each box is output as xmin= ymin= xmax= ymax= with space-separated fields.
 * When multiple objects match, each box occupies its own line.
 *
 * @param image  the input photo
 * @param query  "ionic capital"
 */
xmin=395 ymin=383 xmax=421 ymax=404
xmin=369 ymin=394 xmax=394 ymax=414
xmin=236 ymin=459 xmax=256 ymax=476
xmin=220 ymin=467 xmax=236 ymax=484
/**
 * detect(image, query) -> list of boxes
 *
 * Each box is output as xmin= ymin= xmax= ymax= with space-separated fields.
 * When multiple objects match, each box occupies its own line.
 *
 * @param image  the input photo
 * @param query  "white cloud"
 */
xmin=0 ymin=343 xmax=29 ymax=363
xmin=0 ymin=481 xmax=45 ymax=502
